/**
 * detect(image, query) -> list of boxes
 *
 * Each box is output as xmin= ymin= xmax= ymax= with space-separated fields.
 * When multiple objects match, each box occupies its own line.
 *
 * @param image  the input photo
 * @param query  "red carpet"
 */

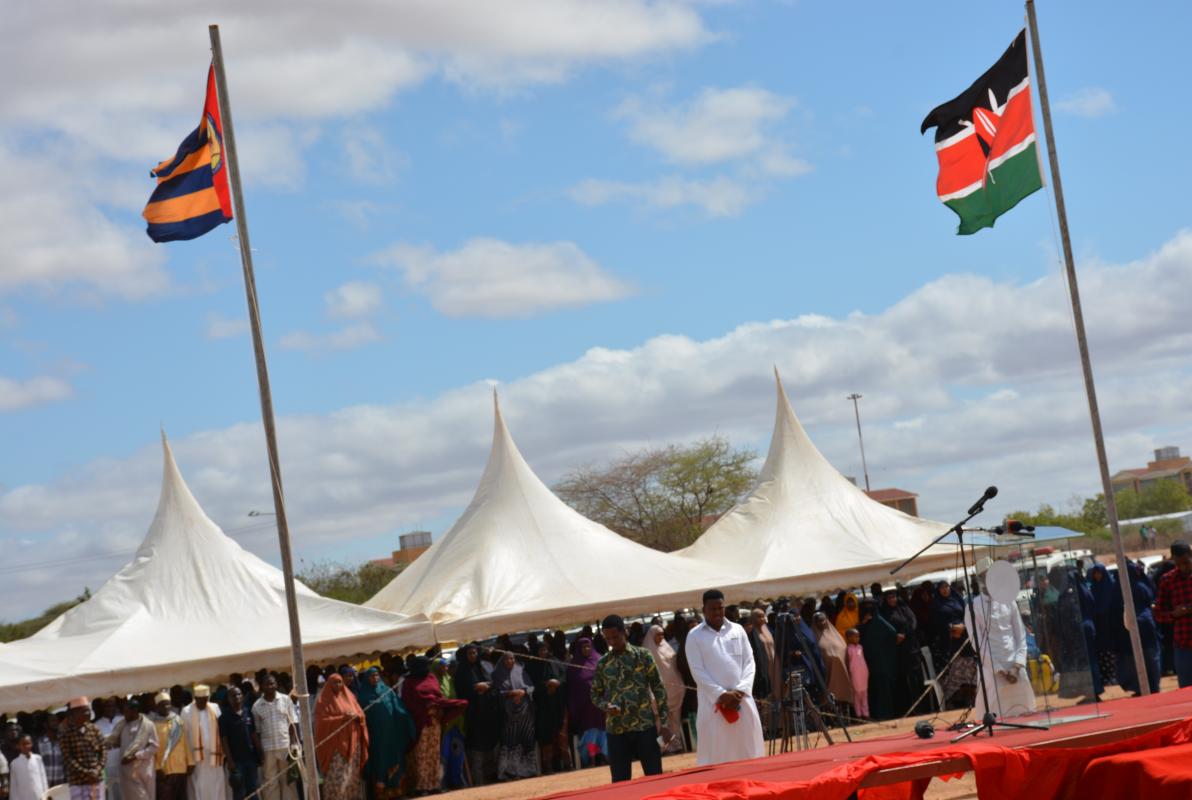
xmin=545 ymin=688 xmax=1192 ymax=800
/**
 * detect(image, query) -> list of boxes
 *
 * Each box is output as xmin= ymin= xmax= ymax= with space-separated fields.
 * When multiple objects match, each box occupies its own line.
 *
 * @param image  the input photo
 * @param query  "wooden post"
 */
xmin=208 ymin=24 xmax=324 ymax=794
xmin=1024 ymin=1 xmax=1150 ymax=695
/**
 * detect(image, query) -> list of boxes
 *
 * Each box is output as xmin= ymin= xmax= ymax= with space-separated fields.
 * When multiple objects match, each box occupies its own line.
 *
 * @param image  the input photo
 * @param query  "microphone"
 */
xmin=967 ymin=486 xmax=998 ymax=515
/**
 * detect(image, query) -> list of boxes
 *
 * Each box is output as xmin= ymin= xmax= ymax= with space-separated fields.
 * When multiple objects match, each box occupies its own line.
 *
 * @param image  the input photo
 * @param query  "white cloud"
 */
xmin=0 ymin=0 xmax=714 ymax=298
xmin=278 ymin=322 xmax=382 ymax=352
xmin=205 ymin=312 xmax=249 ymax=340
xmin=1056 ymin=87 xmax=1117 ymax=118
xmin=570 ymin=175 xmax=755 ymax=217
xmin=616 ymin=86 xmax=796 ymax=166
xmin=375 ymin=238 xmax=634 ymax=317
xmin=577 ymin=85 xmax=808 ymax=217
xmin=0 ymin=375 xmax=72 ymax=412
xmin=341 ymin=126 xmax=403 ymax=185
xmin=326 ymin=282 xmax=383 ymax=319
xmin=0 ymin=143 xmax=168 ymax=299
xmin=8 ymin=230 xmax=1192 ymax=618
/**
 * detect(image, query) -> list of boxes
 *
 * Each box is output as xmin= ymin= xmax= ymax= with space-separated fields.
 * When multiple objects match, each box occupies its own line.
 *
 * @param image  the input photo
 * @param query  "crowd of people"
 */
xmin=2 ymin=543 xmax=1189 ymax=798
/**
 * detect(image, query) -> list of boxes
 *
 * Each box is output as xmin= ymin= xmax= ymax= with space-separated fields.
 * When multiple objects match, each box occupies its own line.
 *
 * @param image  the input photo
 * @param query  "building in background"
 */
xmin=371 ymin=530 xmax=433 ymax=569
xmin=1111 ymin=446 xmax=1192 ymax=496
xmin=864 ymin=488 xmax=920 ymax=517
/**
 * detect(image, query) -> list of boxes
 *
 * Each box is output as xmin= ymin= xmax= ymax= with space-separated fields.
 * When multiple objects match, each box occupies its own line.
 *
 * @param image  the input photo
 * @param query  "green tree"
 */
xmin=554 ymin=436 xmax=758 ymax=551
xmin=1114 ymin=487 xmax=1143 ymax=521
xmin=1138 ymin=479 xmax=1192 ymax=517
xmin=296 ymin=560 xmax=400 ymax=604
xmin=0 ymin=589 xmax=91 ymax=642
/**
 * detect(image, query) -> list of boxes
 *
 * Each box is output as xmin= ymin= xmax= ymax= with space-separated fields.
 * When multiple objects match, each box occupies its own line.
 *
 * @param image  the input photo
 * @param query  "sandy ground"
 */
xmin=442 ymin=677 xmax=1180 ymax=800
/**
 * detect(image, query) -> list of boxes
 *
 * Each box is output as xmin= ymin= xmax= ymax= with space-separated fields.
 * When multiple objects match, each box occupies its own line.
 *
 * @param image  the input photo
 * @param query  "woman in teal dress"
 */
xmin=354 ymin=667 xmax=416 ymax=798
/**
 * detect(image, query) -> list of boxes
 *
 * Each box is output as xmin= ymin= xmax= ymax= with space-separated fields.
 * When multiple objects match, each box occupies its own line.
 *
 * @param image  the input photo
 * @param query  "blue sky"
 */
xmin=3 ymin=0 xmax=1191 ymax=618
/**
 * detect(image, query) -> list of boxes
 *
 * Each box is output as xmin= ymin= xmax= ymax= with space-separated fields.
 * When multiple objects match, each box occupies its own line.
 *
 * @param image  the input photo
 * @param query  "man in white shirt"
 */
xmin=9 ymin=736 xmax=48 ymax=800
xmin=251 ymin=676 xmax=297 ymax=800
xmin=94 ymin=699 xmax=123 ymax=800
xmin=180 ymin=685 xmax=224 ymax=800
xmin=684 ymin=589 xmax=765 ymax=765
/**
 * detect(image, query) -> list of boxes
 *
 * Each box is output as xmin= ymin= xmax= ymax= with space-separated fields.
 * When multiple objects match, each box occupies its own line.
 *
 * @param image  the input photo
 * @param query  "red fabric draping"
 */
xmin=1073 ymin=740 xmax=1192 ymax=799
xmin=641 ymin=718 xmax=1192 ymax=800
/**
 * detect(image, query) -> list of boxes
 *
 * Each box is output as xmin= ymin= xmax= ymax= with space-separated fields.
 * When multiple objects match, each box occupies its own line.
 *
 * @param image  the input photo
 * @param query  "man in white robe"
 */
xmin=684 ymin=589 xmax=765 ymax=765
xmin=105 ymin=701 xmax=158 ymax=800
xmin=180 ymin=686 xmax=226 ymax=800
xmin=95 ymin=699 xmax=123 ymax=800
xmin=970 ymin=565 xmax=1037 ymax=719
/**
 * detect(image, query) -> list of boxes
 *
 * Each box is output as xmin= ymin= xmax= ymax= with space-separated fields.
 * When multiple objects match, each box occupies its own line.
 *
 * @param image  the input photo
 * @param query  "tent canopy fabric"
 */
xmin=366 ymin=395 xmax=729 ymax=642
xmin=676 ymin=372 xmax=956 ymax=599
xmin=0 ymin=435 xmax=433 ymax=713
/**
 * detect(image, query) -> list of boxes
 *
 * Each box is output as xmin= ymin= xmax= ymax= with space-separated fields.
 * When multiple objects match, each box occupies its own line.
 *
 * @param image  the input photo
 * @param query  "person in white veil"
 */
xmin=970 ymin=558 xmax=1037 ymax=719
xmin=643 ymin=625 xmax=686 ymax=752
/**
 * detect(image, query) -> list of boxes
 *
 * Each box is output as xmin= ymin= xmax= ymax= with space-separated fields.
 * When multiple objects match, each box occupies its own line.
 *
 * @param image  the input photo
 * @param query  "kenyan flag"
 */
xmin=921 ymin=30 xmax=1043 ymax=235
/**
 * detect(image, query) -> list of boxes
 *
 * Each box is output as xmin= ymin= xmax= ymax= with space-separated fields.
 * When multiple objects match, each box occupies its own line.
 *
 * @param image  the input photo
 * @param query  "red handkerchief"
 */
xmin=715 ymin=704 xmax=740 ymax=724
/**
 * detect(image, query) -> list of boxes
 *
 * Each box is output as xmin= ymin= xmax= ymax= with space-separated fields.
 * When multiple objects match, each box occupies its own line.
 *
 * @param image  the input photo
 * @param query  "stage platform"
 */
xmin=545 ymin=688 xmax=1192 ymax=799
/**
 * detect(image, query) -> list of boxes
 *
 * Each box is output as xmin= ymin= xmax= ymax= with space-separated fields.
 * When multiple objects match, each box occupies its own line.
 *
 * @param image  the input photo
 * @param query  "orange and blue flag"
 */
xmin=143 ymin=65 xmax=233 ymax=242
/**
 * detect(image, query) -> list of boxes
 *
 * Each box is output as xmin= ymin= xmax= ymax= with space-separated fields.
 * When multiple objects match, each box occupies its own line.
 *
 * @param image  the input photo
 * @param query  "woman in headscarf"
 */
xmin=525 ymin=640 xmax=570 ymax=773
xmin=642 ymin=624 xmax=686 ymax=753
xmin=811 ymin=612 xmax=854 ymax=708
xmin=490 ymin=652 xmax=539 ymax=780
xmin=566 ymin=638 xmax=606 ymax=767
xmin=799 ymin=598 xmax=817 ymax=627
xmin=908 ymin=582 xmax=935 ymax=647
xmin=879 ymin=589 xmax=923 ymax=716
xmin=550 ymin=630 xmax=569 ymax=662
xmin=401 ymin=657 xmax=467 ymax=796
xmin=859 ymin=600 xmax=899 ymax=721
xmin=337 ymin=666 xmax=358 ymax=693
xmin=929 ymin=581 xmax=976 ymax=708
xmin=314 ymin=674 xmax=368 ymax=800
xmin=453 ymin=644 xmax=502 ymax=787
xmin=1088 ymin=564 xmax=1125 ymax=687
xmin=1114 ymin=562 xmax=1161 ymax=695
xmin=738 ymin=613 xmax=772 ymax=700
xmin=818 ymin=596 xmax=838 ymax=625
xmin=353 ymin=667 xmax=415 ymax=799
xmin=750 ymin=607 xmax=781 ymax=705
xmin=834 ymin=592 xmax=861 ymax=637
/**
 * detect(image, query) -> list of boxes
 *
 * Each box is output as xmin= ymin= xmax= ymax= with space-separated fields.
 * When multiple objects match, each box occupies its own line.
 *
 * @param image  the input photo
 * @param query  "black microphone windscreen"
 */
xmin=986 ymin=486 xmax=999 ymax=499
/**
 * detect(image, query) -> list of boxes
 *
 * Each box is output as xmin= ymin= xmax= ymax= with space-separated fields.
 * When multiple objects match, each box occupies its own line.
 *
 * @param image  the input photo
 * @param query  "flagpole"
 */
xmin=1024 ymin=1 xmax=1149 ymax=695
xmin=208 ymin=24 xmax=325 ymax=793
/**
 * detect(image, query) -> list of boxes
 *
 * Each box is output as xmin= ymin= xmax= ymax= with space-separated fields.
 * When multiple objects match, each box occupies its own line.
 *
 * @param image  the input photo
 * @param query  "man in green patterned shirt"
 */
xmin=591 ymin=614 xmax=673 ymax=783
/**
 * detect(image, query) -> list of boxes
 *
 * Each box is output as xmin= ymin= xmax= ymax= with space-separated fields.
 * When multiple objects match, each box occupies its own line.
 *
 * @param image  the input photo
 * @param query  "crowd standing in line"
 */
xmin=2 ymin=543 xmax=1188 ymax=797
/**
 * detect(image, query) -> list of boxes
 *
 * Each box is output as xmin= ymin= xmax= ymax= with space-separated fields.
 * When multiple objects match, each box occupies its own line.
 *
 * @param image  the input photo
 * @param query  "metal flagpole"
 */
xmin=1024 ymin=0 xmax=1150 ymax=695
xmin=847 ymin=393 xmax=871 ymax=492
xmin=207 ymin=24 xmax=325 ymax=794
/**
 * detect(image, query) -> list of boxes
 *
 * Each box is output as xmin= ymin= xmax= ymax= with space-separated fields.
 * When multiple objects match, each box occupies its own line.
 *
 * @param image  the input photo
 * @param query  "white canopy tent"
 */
xmin=676 ymin=372 xmax=958 ymax=598
xmin=0 ymin=436 xmax=433 ymax=713
xmin=366 ymin=396 xmax=732 ymax=642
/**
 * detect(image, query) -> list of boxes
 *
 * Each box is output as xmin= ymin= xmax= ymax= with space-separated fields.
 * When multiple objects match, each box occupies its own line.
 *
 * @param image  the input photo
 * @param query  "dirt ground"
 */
xmin=444 ymin=678 xmax=1180 ymax=800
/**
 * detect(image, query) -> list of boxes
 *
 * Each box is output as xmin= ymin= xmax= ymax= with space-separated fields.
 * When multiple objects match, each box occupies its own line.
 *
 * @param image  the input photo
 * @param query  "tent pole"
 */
xmin=208 ymin=24 xmax=324 ymax=794
xmin=1024 ymin=1 xmax=1149 ymax=694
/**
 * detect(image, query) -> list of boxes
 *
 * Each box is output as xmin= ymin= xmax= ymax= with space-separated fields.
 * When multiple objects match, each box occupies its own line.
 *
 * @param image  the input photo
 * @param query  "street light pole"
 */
xmin=847 ymin=393 xmax=871 ymax=492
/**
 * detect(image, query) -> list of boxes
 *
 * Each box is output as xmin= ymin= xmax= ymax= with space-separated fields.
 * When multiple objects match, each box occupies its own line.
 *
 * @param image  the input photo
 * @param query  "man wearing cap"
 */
xmin=590 ymin=615 xmax=672 ymax=783
xmin=180 ymin=686 xmax=223 ymax=800
xmin=970 ymin=558 xmax=1035 ymax=718
xmin=150 ymin=693 xmax=190 ymax=800
xmin=60 ymin=697 xmax=106 ymax=800
xmin=105 ymin=700 xmax=158 ymax=800
xmin=684 ymin=589 xmax=765 ymax=766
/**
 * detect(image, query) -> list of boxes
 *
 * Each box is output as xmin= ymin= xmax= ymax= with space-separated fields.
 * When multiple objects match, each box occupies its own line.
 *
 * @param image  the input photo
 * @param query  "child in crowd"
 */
xmin=9 ymin=735 xmax=47 ymax=800
xmin=845 ymin=628 xmax=869 ymax=720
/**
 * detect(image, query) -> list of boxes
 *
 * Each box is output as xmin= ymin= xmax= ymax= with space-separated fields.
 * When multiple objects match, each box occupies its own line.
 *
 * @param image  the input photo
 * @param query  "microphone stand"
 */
xmin=891 ymin=490 xmax=1048 ymax=742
